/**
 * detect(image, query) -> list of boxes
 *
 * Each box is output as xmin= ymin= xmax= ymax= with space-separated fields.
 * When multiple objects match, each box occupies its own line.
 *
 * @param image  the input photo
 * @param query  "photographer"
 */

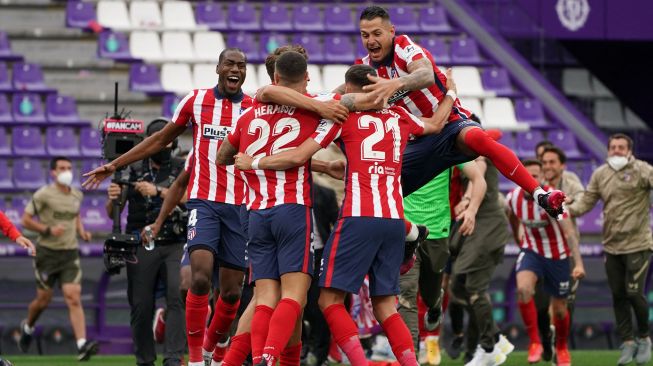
xmin=106 ymin=119 xmax=186 ymax=366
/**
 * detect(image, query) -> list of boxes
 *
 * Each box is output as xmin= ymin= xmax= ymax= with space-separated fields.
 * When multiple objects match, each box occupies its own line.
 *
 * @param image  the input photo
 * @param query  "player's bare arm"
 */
xmin=256 ymin=85 xmax=348 ymax=122
xmin=561 ymin=217 xmax=585 ymax=280
xmin=419 ymin=68 xmax=457 ymax=135
xmin=216 ymin=138 xmax=238 ymax=166
xmin=311 ymin=159 xmax=346 ymax=181
xmin=234 ymin=139 xmax=323 ymax=171
xmin=82 ymin=123 xmax=186 ymax=189
xmin=143 ymin=169 xmax=190 ymax=242
xmin=457 ymin=160 xmax=487 ymax=236
xmin=363 ymin=58 xmax=435 ymax=105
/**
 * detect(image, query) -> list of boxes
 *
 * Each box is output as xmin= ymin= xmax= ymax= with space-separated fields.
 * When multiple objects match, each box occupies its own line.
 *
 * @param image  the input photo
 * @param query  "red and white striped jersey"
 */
xmin=506 ymin=186 xmax=570 ymax=260
xmin=314 ymin=106 xmax=425 ymax=219
xmin=172 ymin=87 xmax=252 ymax=204
xmin=227 ymin=94 xmax=340 ymax=210
xmin=356 ymin=34 xmax=472 ymax=122
xmin=183 ymin=148 xmax=194 ymax=173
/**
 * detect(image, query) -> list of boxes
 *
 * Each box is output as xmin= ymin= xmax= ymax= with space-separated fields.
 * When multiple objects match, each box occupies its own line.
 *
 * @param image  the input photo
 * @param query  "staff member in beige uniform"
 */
xmin=18 ymin=156 xmax=98 ymax=361
xmin=568 ymin=133 xmax=653 ymax=366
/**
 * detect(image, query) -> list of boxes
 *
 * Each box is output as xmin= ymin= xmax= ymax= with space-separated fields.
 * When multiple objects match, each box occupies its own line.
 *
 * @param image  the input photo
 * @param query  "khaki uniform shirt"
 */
xmin=25 ymin=184 xmax=83 ymax=250
xmin=568 ymin=157 xmax=653 ymax=255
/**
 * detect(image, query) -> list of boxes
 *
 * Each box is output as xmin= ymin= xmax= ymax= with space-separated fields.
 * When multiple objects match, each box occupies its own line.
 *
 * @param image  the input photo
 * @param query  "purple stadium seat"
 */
xmin=420 ymin=36 xmax=450 ymax=64
xmin=0 ymin=127 xmax=10 ymax=156
xmin=0 ymin=32 xmax=23 ymax=62
xmin=13 ymin=158 xmax=46 ymax=191
xmin=0 ymin=160 xmax=13 ymax=190
xmin=81 ymin=160 xmax=110 ymax=190
xmin=129 ymin=64 xmax=164 ymax=94
xmin=195 ymin=2 xmax=227 ymax=30
xmin=324 ymin=5 xmax=355 ymax=32
xmin=0 ymin=62 xmax=11 ymax=92
xmin=13 ymin=125 xmax=45 ymax=157
xmin=46 ymin=126 xmax=80 ymax=157
xmin=388 ymin=6 xmax=419 ymax=33
xmin=260 ymin=33 xmax=289 ymax=59
xmin=46 ymin=94 xmax=84 ymax=124
xmin=12 ymin=62 xmax=50 ymax=92
xmin=481 ymin=67 xmax=512 ymax=95
xmin=419 ymin=6 xmax=452 ymax=32
xmin=514 ymin=98 xmax=547 ymax=127
xmin=227 ymin=3 xmax=259 ymax=31
xmin=356 ymin=39 xmax=367 ymax=60
xmin=226 ymin=33 xmax=261 ymax=63
xmin=516 ymin=130 xmax=544 ymax=158
xmin=66 ymin=1 xmax=96 ymax=29
xmin=324 ymin=34 xmax=355 ymax=64
xmin=0 ymin=94 xmax=12 ymax=124
xmin=549 ymin=130 xmax=581 ymax=158
xmin=576 ymin=204 xmax=603 ymax=234
xmin=162 ymin=94 xmax=182 ymax=119
xmin=80 ymin=126 xmax=103 ymax=158
xmin=5 ymin=196 xmax=29 ymax=226
xmin=12 ymin=93 xmax=46 ymax=124
xmin=80 ymin=195 xmax=112 ymax=232
xmin=262 ymin=4 xmax=292 ymax=31
xmin=451 ymin=37 xmax=482 ymax=64
xmin=293 ymin=34 xmax=324 ymax=63
xmin=293 ymin=4 xmax=323 ymax=32
xmin=98 ymin=31 xmax=134 ymax=61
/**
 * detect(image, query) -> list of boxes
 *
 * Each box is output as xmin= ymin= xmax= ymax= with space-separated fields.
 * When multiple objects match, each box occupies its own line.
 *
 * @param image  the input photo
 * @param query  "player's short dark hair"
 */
xmin=522 ymin=159 xmax=542 ymax=169
xmin=265 ymin=45 xmax=308 ymax=82
xmin=541 ymin=146 xmax=567 ymax=164
xmin=360 ymin=6 xmax=390 ymax=22
xmin=218 ymin=47 xmax=246 ymax=64
xmin=608 ymin=133 xmax=633 ymax=150
xmin=275 ymin=51 xmax=307 ymax=84
xmin=344 ymin=65 xmax=377 ymax=88
xmin=50 ymin=156 xmax=71 ymax=170
xmin=535 ymin=140 xmax=554 ymax=153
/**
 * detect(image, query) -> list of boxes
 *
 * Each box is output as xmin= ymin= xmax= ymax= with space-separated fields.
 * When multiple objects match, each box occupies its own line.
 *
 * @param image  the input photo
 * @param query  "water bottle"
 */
xmin=143 ymin=226 xmax=155 ymax=251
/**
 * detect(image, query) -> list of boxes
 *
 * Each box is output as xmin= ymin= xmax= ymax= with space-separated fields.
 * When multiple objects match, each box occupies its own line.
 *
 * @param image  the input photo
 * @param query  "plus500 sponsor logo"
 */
xmin=202 ymin=125 xmax=230 ymax=140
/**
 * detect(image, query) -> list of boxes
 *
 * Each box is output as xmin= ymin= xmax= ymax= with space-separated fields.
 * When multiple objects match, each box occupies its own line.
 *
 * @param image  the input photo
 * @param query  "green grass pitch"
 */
xmin=5 ymin=351 xmax=622 ymax=366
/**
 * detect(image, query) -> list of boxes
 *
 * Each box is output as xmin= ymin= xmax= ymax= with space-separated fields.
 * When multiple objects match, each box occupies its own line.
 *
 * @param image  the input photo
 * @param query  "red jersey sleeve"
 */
xmin=394 ymin=106 xmax=425 ymax=136
xmin=0 ymin=210 xmax=21 ymax=241
xmin=171 ymin=91 xmax=196 ymax=127
xmin=311 ymin=119 xmax=342 ymax=148
xmin=395 ymin=35 xmax=427 ymax=65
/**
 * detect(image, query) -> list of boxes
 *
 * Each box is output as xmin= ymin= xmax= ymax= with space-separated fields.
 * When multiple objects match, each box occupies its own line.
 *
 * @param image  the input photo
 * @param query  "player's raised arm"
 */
xmin=234 ymin=138 xmax=324 ymax=171
xmin=363 ymin=58 xmax=435 ymax=105
xmin=419 ymin=68 xmax=457 ymax=135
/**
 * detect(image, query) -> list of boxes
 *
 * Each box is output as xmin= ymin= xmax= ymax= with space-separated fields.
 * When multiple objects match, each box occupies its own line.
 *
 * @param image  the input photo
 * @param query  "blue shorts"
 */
xmin=402 ymin=119 xmax=481 ymax=196
xmin=319 ymin=217 xmax=405 ymax=297
xmin=186 ymin=199 xmax=247 ymax=271
xmin=247 ymin=204 xmax=313 ymax=282
xmin=516 ymin=249 xmax=571 ymax=298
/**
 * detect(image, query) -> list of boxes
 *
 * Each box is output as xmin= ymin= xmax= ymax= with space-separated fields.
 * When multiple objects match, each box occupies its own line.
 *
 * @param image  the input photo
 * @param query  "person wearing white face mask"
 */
xmin=18 ymin=156 xmax=98 ymax=361
xmin=568 ymin=133 xmax=653 ymax=366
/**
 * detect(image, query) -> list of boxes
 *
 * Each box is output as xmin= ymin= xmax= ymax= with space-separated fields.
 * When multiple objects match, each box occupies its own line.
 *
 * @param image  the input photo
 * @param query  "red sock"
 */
xmin=251 ymin=305 xmax=274 ymax=364
xmin=280 ymin=342 xmax=302 ymax=366
xmin=382 ymin=313 xmax=418 ymax=366
xmin=223 ymin=332 xmax=251 ymax=366
xmin=554 ymin=311 xmax=570 ymax=350
xmin=463 ymin=128 xmax=540 ymax=194
xmin=519 ymin=299 xmax=541 ymax=344
xmin=203 ymin=297 xmax=240 ymax=352
xmin=264 ymin=298 xmax=302 ymax=362
xmin=323 ymin=304 xmax=367 ymax=366
xmin=186 ymin=291 xmax=210 ymax=362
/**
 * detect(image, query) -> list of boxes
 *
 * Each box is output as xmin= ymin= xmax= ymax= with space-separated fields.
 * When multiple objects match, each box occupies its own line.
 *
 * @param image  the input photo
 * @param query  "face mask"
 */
xmin=151 ymin=148 xmax=172 ymax=164
xmin=56 ymin=170 xmax=73 ymax=186
xmin=607 ymin=156 xmax=628 ymax=171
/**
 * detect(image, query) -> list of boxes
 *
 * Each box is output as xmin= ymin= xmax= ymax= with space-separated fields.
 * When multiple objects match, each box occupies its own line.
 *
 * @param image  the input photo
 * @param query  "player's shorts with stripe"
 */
xmin=247 ymin=204 xmax=313 ymax=282
xmin=402 ymin=119 xmax=482 ymax=196
xmin=319 ymin=217 xmax=405 ymax=296
xmin=516 ymin=249 xmax=570 ymax=298
xmin=186 ymin=198 xmax=247 ymax=271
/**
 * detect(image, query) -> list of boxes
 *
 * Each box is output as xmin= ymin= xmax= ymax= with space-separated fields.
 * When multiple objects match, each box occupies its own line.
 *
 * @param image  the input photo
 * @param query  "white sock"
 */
xmin=533 ymin=187 xmax=546 ymax=202
xmin=76 ymin=338 xmax=86 ymax=349
xmin=406 ymin=223 xmax=419 ymax=241
xmin=189 ymin=362 xmax=205 ymax=366
xmin=23 ymin=322 xmax=34 ymax=335
xmin=211 ymin=360 xmax=223 ymax=366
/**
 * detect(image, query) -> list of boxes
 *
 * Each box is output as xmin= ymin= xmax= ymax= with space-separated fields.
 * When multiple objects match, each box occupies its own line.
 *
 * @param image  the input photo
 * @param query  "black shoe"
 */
xmin=17 ymin=320 xmax=32 ymax=353
xmin=402 ymin=225 xmax=428 ymax=274
xmin=424 ymin=306 xmax=442 ymax=332
xmin=542 ymin=329 xmax=553 ymax=362
xmin=447 ymin=335 xmax=464 ymax=360
xmin=77 ymin=340 xmax=99 ymax=361
xmin=537 ymin=190 xmax=566 ymax=218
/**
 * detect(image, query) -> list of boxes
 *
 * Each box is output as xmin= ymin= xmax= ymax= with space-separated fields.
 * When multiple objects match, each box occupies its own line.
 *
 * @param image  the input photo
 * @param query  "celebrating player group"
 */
xmin=84 ymin=5 xmax=573 ymax=366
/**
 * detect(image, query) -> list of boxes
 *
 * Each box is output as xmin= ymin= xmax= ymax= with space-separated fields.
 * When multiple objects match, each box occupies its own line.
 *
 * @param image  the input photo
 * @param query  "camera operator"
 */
xmin=106 ymin=119 xmax=186 ymax=366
